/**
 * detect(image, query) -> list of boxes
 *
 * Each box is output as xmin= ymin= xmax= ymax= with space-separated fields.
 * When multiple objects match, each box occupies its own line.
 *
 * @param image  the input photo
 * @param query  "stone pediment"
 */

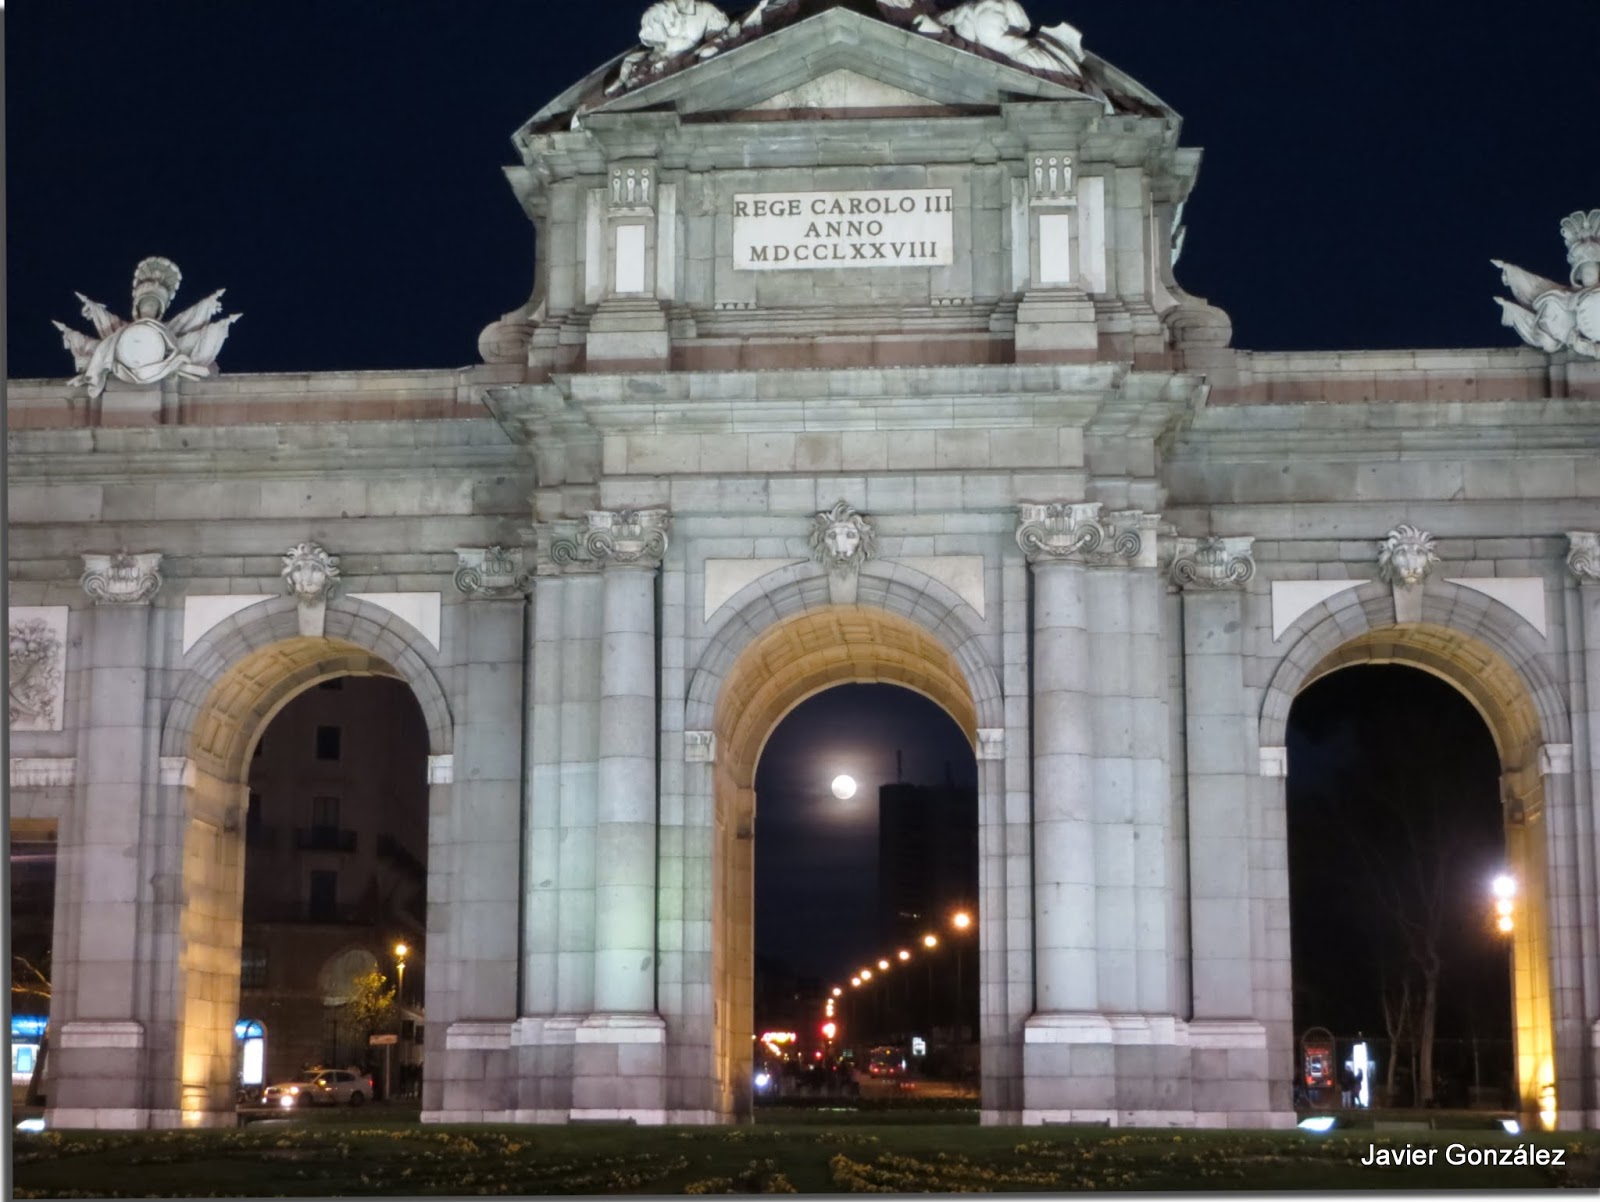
xmin=526 ymin=5 xmax=1145 ymax=132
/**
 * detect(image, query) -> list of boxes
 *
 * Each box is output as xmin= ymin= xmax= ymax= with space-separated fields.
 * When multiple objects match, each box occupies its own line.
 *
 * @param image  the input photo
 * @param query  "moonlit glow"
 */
xmin=831 ymin=774 xmax=857 ymax=800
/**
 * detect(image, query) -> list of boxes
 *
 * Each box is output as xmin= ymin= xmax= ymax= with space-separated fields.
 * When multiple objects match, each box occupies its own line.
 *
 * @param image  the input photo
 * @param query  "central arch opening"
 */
xmin=709 ymin=604 xmax=983 ymax=1119
xmin=752 ymin=683 xmax=978 ymax=1109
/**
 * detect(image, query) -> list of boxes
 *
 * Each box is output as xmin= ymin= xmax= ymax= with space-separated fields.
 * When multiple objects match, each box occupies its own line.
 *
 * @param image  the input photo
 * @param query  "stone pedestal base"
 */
xmin=1014 ymin=290 xmax=1098 ymax=361
xmin=1021 ymin=1014 xmax=1287 ymax=1128
xmin=571 ymin=1013 xmax=668 ymax=1122
xmin=586 ymin=299 xmax=670 ymax=370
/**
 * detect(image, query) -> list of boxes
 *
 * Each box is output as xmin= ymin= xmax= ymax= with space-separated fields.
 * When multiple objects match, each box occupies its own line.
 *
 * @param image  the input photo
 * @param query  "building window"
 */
xmin=308 ymin=870 xmax=338 ymax=920
xmin=315 ymin=726 xmax=341 ymax=761
xmin=241 ymin=946 xmax=267 ymax=989
xmin=311 ymin=795 xmax=340 ymax=831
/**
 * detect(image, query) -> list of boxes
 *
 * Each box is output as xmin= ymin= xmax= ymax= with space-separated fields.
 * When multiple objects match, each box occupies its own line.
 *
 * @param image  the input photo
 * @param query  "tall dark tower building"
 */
xmin=877 ymin=782 xmax=977 ymax=947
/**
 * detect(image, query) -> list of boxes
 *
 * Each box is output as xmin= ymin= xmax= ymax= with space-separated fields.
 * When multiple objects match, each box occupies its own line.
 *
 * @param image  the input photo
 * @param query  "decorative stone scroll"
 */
xmin=282 ymin=542 xmax=340 ymax=637
xmin=1567 ymin=532 xmax=1600 ymax=583
xmin=1377 ymin=525 xmax=1439 ymax=587
xmin=1493 ymin=210 xmax=1600 ymax=359
xmin=53 ymin=257 xmax=241 ymax=397
xmin=808 ymin=500 xmax=877 ymax=604
xmin=1015 ymin=502 xmax=1145 ymax=567
xmin=81 ymin=551 xmax=163 ymax=605
xmin=551 ymin=509 xmax=670 ymax=567
xmin=1170 ymin=536 xmax=1256 ymax=590
xmin=454 ymin=546 xmax=531 ymax=598
xmin=1030 ymin=155 xmax=1074 ymax=204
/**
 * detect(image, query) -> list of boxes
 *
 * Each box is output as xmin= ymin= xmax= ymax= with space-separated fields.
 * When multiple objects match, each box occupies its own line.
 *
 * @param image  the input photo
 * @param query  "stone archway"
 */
xmin=683 ymin=565 xmax=1009 ymax=1120
xmin=154 ymin=597 xmax=452 ymax=1125
xmin=1261 ymin=581 xmax=1571 ymax=1128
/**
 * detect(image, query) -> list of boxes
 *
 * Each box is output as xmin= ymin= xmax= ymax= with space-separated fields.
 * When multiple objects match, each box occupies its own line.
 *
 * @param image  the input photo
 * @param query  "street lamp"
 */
xmin=922 ymin=934 xmax=938 ymax=949
xmin=952 ymin=911 xmax=972 ymax=932
xmin=1492 ymin=874 xmax=1517 ymax=934
xmin=394 ymin=943 xmax=409 ymax=1006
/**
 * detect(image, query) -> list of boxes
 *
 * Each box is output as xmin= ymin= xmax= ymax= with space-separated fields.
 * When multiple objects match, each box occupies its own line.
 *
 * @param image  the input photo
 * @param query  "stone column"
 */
xmin=51 ymin=553 xmax=162 ymax=1128
xmin=1171 ymin=535 xmax=1277 ymax=1123
xmin=1563 ymin=534 xmax=1600 ymax=1126
xmin=557 ymin=509 xmax=670 ymax=1121
xmin=1017 ymin=507 xmax=1097 ymax=1014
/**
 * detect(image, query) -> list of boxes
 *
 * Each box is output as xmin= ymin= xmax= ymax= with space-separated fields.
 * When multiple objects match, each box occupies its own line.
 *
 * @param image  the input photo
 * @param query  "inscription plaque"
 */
xmin=733 ymin=189 xmax=954 ymax=271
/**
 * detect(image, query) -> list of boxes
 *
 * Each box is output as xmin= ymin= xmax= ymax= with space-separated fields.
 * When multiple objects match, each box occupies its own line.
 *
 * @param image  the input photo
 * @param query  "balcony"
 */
xmin=293 ymin=826 xmax=357 ymax=853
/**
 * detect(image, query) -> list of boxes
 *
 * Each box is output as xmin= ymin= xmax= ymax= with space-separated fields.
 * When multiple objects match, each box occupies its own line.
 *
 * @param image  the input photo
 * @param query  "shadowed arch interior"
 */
xmin=1281 ymin=622 xmax=1556 ymax=1128
xmin=708 ymin=603 xmax=983 ymax=1120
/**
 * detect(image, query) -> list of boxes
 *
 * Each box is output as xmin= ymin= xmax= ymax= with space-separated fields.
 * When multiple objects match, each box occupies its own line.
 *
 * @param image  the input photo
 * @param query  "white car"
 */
xmin=261 ymin=1068 xmax=373 ymax=1108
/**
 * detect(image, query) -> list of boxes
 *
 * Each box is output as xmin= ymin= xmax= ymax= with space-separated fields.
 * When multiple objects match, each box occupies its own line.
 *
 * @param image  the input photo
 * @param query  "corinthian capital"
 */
xmin=1568 ymin=532 xmax=1600 ymax=583
xmin=1170 ymin=536 xmax=1256 ymax=590
xmin=81 ymin=551 xmax=163 ymax=604
xmin=552 ymin=509 xmax=670 ymax=567
xmin=1015 ymin=502 xmax=1152 ymax=567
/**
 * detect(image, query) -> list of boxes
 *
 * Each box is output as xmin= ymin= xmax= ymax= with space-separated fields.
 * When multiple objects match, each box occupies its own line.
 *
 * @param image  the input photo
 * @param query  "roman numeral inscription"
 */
xmin=733 ymin=189 xmax=954 ymax=271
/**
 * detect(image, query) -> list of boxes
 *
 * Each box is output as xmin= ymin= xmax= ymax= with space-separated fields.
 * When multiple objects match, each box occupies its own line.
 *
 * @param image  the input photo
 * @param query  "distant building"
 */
xmin=240 ymin=677 xmax=428 ymax=1087
xmin=877 ymin=783 xmax=977 ymax=948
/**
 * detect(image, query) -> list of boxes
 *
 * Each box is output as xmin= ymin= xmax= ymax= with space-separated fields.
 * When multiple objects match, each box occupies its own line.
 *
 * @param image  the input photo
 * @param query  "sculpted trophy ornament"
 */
xmin=81 ymin=551 xmax=164 ymax=605
xmin=53 ymin=257 xmax=241 ymax=397
xmin=809 ymin=500 xmax=878 ymax=604
xmin=1493 ymin=210 xmax=1600 ymax=359
xmin=609 ymin=0 xmax=731 ymax=94
xmin=914 ymin=0 xmax=1086 ymax=79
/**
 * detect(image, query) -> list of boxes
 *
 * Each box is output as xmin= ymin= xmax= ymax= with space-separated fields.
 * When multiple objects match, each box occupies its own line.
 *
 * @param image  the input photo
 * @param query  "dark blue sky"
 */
xmin=755 ymin=684 xmax=975 ymax=982
xmin=7 ymin=1 xmax=1597 ymax=379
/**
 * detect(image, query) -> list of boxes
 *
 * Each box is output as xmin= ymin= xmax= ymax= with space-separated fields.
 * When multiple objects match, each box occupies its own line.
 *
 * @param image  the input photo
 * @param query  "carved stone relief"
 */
xmin=81 ymin=552 xmax=163 ymax=605
xmin=8 ymin=607 xmax=68 ymax=732
xmin=1493 ymin=210 xmax=1600 ymax=359
xmin=808 ymin=500 xmax=877 ymax=603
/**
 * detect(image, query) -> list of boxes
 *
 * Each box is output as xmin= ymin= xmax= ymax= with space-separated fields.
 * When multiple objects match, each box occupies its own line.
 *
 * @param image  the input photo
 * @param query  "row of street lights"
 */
xmin=822 ymin=908 xmax=974 ymax=1042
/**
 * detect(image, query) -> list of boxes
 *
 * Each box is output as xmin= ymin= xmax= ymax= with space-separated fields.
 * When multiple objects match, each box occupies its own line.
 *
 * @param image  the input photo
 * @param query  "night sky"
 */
xmin=755 ymin=685 xmax=975 ymax=984
xmin=7 ymin=1 xmax=1599 ymax=379
xmin=5 ymin=2 xmax=1567 ymax=1054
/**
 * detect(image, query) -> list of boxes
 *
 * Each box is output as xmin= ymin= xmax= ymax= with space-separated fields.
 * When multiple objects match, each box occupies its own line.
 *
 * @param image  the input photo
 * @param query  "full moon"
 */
xmin=830 ymin=774 xmax=857 ymax=800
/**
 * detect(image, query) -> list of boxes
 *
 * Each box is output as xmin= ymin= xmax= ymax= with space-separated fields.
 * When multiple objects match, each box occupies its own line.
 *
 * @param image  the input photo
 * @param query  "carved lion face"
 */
xmin=824 ymin=520 xmax=861 ymax=562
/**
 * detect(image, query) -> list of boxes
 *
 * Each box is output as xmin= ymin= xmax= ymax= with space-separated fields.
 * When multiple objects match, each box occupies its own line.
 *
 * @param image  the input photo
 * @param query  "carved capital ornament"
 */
xmin=455 ymin=546 xmax=531 ymax=598
xmin=1015 ymin=502 xmax=1145 ymax=567
xmin=1568 ymin=532 xmax=1600 ymax=583
xmin=551 ymin=509 xmax=670 ymax=567
xmin=81 ymin=551 xmax=163 ymax=604
xmin=1170 ymin=536 xmax=1256 ymax=590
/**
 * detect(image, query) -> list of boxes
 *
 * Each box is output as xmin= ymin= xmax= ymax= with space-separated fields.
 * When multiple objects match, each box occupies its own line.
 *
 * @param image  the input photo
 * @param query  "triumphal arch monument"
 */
xmin=9 ymin=0 xmax=1600 ymax=1131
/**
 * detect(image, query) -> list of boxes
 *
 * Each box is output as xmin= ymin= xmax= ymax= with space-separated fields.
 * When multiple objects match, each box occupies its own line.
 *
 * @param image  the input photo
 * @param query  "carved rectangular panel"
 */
xmin=8 ymin=606 xmax=68 ymax=732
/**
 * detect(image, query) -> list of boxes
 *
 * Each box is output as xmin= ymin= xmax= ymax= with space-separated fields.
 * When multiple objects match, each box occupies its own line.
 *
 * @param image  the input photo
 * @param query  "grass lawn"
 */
xmin=13 ymin=1121 xmax=1600 ymax=1196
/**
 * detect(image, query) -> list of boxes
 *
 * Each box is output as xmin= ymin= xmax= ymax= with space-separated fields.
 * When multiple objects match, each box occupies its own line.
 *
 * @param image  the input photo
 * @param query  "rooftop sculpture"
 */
xmin=53 ymin=257 xmax=241 ymax=397
xmin=1494 ymin=210 xmax=1600 ymax=360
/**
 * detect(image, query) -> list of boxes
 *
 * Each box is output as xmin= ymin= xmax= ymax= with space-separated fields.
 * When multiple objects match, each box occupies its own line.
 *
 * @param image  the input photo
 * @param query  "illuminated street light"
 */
xmin=952 ymin=911 xmax=972 ymax=931
xmin=832 ymin=987 xmax=843 ymax=997
xmin=897 ymin=949 xmax=910 ymax=962
xmin=1492 ymin=874 xmax=1517 ymax=934
xmin=850 ymin=976 xmax=861 ymax=987
xmin=860 ymin=968 xmax=873 ymax=981
xmin=877 ymin=959 xmax=890 ymax=971
xmin=923 ymin=934 xmax=938 ymax=949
